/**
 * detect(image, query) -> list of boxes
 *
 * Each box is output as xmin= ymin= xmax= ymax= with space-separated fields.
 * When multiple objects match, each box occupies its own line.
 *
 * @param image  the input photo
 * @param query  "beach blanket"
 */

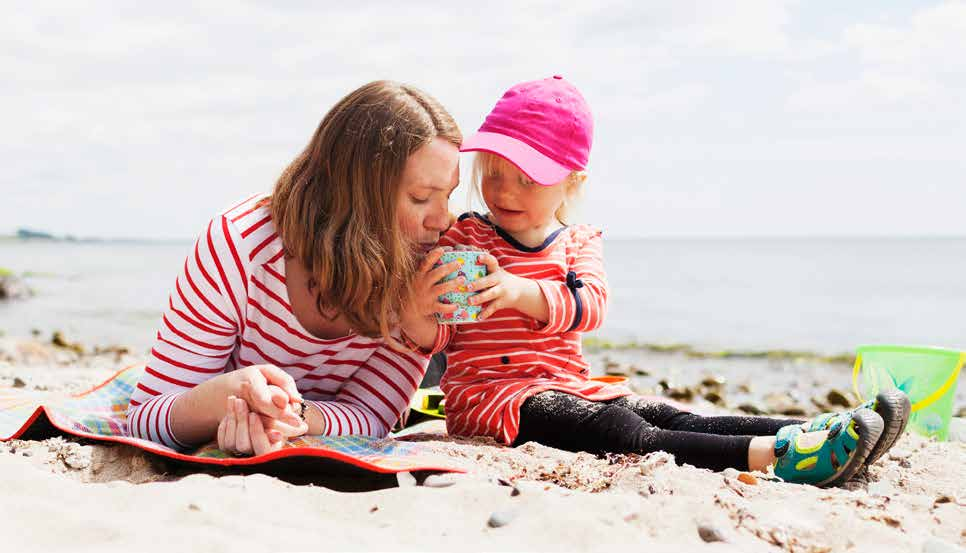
xmin=0 ymin=365 xmax=465 ymax=475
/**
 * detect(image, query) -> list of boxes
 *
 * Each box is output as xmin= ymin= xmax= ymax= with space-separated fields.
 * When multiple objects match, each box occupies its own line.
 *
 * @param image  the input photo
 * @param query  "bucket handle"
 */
xmin=853 ymin=352 xmax=965 ymax=413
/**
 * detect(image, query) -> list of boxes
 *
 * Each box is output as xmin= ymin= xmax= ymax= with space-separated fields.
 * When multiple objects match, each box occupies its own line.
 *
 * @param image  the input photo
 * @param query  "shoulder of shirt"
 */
xmin=213 ymin=192 xmax=284 ymax=267
xmin=564 ymin=223 xmax=603 ymax=246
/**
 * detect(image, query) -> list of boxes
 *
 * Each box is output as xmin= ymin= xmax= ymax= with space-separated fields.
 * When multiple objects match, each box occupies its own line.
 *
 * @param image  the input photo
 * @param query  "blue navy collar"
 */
xmin=462 ymin=211 xmax=568 ymax=253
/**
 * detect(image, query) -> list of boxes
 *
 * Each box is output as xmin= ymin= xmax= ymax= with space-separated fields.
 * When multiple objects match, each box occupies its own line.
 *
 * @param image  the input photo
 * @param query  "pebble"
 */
xmin=487 ymin=508 xmax=518 ymax=528
xmin=12 ymin=377 xmax=26 ymax=388
xmin=826 ymin=389 xmax=851 ymax=408
xmin=422 ymin=473 xmax=462 ymax=488
xmin=632 ymin=366 xmax=651 ymax=376
xmin=396 ymin=471 xmax=417 ymax=487
xmin=737 ymin=473 xmax=758 ymax=486
xmin=697 ymin=522 xmax=727 ymax=543
xmin=737 ymin=403 xmax=765 ymax=415
xmin=700 ymin=375 xmax=726 ymax=388
xmin=703 ymin=391 xmax=724 ymax=405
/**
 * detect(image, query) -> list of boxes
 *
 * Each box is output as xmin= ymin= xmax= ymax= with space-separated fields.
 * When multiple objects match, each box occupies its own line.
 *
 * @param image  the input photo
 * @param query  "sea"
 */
xmin=1 ymin=237 xmax=964 ymax=355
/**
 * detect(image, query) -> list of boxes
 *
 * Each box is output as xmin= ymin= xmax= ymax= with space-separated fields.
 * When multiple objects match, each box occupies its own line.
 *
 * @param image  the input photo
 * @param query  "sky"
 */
xmin=2 ymin=1 xmax=965 ymax=240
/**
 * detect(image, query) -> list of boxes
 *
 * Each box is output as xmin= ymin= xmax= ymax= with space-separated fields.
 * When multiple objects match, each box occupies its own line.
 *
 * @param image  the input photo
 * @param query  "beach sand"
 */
xmin=1 ymin=337 xmax=964 ymax=552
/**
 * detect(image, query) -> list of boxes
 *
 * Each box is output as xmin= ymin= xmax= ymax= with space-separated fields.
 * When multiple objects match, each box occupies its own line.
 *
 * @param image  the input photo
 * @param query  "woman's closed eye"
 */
xmin=410 ymin=195 xmax=430 ymax=204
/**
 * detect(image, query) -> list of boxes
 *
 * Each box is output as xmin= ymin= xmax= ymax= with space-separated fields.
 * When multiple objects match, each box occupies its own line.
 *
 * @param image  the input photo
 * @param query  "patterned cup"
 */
xmin=434 ymin=250 xmax=488 ymax=324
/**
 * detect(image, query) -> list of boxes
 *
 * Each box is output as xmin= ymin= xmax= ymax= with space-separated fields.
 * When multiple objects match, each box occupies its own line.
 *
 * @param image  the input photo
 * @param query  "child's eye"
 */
xmin=410 ymin=195 xmax=430 ymax=204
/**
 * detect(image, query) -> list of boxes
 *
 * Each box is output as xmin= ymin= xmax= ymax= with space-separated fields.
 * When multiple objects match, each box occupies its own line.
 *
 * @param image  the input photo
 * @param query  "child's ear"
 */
xmin=567 ymin=172 xmax=587 ymax=197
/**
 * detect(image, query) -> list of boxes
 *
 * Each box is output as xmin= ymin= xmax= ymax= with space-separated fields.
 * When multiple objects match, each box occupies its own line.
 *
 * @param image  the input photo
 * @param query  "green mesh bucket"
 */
xmin=853 ymin=345 xmax=964 ymax=441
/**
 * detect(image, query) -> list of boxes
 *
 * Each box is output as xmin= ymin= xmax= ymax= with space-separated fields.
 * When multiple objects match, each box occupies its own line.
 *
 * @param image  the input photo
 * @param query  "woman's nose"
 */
xmin=424 ymin=201 xmax=451 ymax=232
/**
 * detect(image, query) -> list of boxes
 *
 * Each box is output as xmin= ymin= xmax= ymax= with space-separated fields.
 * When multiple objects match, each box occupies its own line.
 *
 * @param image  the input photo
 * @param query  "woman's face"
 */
xmin=396 ymin=137 xmax=460 ymax=254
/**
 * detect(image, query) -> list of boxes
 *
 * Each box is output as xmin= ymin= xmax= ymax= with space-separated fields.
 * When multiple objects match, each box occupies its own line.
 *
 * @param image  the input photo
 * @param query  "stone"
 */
xmin=764 ymin=392 xmax=807 ymax=416
xmin=0 ymin=274 xmax=32 ymax=300
xmin=631 ymin=366 xmax=651 ymax=376
xmin=422 ymin=474 xmax=462 ymax=488
xmin=703 ymin=391 xmax=724 ymax=405
xmin=737 ymin=403 xmax=765 ymax=415
xmin=737 ymin=473 xmax=757 ymax=486
xmin=12 ymin=377 xmax=26 ymax=388
xmin=604 ymin=362 xmax=629 ymax=376
xmin=487 ymin=508 xmax=518 ymax=528
xmin=396 ymin=471 xmax=417 ymax=487
xmin=826 ymin=389 xmax=851 ymax=408
xmin=697 ymin=522 xmax=727 ymax=543
xmin=700 ymin=375 xmax=726 ymax=388
xmin=668 ymin=386 xmax=694 ymax=401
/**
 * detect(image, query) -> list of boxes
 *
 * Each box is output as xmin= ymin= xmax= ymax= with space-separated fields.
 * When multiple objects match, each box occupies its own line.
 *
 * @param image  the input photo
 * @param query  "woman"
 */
xmin=127 ymin=81 xmax=464 ymax=456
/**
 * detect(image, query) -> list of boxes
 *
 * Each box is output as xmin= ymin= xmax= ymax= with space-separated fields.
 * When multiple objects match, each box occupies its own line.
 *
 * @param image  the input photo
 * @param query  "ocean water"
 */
xmin=1 ymin=237 xmax=964 ymax=355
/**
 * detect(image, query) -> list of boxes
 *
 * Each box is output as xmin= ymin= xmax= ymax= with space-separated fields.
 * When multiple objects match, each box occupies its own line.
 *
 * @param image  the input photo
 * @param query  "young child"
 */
xmin=413 ymin=76 xmax=911 ymax=487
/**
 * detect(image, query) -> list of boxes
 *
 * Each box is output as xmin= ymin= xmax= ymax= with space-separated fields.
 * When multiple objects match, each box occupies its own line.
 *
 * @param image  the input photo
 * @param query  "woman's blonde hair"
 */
xmin=269 ymin=80 xmax=461 ymax=341
xmin=470 ymin=152 xmax=585 ymax=224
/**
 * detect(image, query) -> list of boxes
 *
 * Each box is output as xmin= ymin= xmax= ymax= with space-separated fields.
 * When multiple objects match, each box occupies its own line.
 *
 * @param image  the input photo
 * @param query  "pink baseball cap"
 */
xmin=461 ymin=75 xmax=593 ymax=186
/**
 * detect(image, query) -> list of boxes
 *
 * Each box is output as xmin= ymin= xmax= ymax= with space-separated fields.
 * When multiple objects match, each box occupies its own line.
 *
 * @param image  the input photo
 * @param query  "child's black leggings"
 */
xmin=514 ymin=391 xmax=805 ymax=472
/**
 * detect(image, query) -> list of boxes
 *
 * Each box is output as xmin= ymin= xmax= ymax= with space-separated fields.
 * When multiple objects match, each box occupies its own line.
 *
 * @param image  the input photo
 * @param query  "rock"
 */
xmin=955 ymin=406 xmax=966 ymax=418
xmin=826 ymin=389 xmax=851 ymax=408
xmin=51 ymin=331 xmax=85 ymax=355
xmin=737 ymin=383 xmax=753 ymax=394
xmin=396 ymin=472 xmax=417 ymax=487
xmin=697 ymin=522 xmax=727 ymax=543
xmin=667 ymin=386 xmax=694 ymax=401
xmin=604 ymin=362 xmax=629 ymax=376
xmin=12 ymin=377 xmax=26 ymax=388
xmin=487 ymin=508 xmax=518 ymax=528
xmin=764 ymin=392 xmax=807 ymax=416
xmin=922 ymin=538 xmax=966 ymax=553
xmin=0 ymin=274 xmax=32 ymax=300
xmin=422 ymin=473 xmax=462 ymax=488
xmin=703 ymin=391 xmax=724 ymax=405
xmin=631 ymin=366 xmax=651 ymax=376
xmin=188 ymin=503 xmax=201 ymax=511
xmin=737 ymin=403 xmax=765 ymax=415
xmin=737 ymin=473 xmax=757 ymax=486
xmin=700 ymin=375 xmax=726 ymax=388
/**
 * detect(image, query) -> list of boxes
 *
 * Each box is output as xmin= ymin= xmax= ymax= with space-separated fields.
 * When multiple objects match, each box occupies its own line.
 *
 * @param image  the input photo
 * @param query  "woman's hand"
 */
xmin=241 ymin=382 xmax=309 ymax=438
xmin=217 ymin=396 xmax=285 ymax=457
xmin=467 ymin=254 xmax=546 ymax=321
xmin=398 ymin=247 xmax=465 ymax=350
xmin=233 ymin=364 xmax=304 ymax=427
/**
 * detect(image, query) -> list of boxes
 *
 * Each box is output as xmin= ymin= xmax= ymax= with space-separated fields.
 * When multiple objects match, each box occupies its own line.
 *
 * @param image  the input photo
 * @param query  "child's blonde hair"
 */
xmin=469 ymin=152 xmax=585 ymax=225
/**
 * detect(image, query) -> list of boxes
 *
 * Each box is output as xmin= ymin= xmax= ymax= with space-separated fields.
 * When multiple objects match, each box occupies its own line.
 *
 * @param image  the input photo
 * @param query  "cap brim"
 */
xmin=460 ymin=131 xmax=571 ymax=186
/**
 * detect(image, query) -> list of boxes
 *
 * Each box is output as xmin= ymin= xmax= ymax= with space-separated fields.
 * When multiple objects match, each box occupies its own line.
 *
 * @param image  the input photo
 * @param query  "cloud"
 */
xmin=2 ymin=1 xmax=964 ymax=239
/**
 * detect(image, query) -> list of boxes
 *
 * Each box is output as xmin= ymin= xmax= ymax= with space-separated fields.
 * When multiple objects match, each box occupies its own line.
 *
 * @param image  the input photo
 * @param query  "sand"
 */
xmin=1 ymin=337 xmax=964 ymax=552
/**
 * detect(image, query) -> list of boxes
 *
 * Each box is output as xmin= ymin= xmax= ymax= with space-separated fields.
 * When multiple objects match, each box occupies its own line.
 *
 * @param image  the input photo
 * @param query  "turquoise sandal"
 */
xmin=804 ymin=390 xmax=910 ymax=466
xmin=773 ymin=408 xmax=884 ymax=487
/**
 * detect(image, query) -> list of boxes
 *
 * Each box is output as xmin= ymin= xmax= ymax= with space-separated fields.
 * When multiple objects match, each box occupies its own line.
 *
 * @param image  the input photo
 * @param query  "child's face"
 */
xmin=481 ymin=158 xmax=569 ymax=233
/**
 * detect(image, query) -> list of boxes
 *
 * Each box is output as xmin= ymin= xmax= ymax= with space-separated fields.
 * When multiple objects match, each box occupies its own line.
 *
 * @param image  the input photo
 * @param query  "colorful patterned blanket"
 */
xmin=0 ymin=365 xmax=464 ymax=474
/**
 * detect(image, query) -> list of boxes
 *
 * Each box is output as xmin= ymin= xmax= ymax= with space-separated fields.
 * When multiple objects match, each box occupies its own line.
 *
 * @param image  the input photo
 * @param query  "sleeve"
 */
xmin=306 ymin=344 xmax=429 ymax=438
xmin=532 ymin=230 xmax=608 ymax=334
xmin=126 ymin=215 xmax=249 ymax=450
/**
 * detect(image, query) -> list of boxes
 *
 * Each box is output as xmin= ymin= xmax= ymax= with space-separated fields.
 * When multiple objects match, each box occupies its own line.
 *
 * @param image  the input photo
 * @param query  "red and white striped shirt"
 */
xmin=126 ymin=194 xmax=430 ymax=450
xmin=436 ymin=213 xmax=629 ymax=445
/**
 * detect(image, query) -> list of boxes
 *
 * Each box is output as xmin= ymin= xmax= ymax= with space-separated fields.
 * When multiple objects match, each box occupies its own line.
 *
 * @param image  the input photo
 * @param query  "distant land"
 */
xmin=0 ymin=228 xmax=189 ymax=244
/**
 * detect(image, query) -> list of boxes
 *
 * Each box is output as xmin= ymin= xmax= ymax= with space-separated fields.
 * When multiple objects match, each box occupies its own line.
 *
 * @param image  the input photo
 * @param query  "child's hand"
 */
xmin=407 ymin=247 xmax=466 ymax=320
xmin=466 ymin=253 xmax=533 ymax=320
